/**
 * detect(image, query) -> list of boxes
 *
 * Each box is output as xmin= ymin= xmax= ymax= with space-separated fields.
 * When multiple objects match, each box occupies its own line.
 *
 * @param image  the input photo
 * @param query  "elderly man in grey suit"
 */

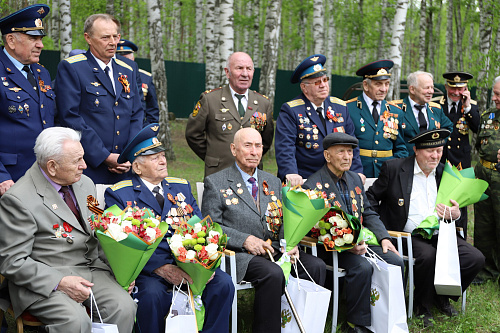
xmin=0 ymin=127 xmax=136 ymax=333
xmin=202 ymin=127 xmax=326 ymax=333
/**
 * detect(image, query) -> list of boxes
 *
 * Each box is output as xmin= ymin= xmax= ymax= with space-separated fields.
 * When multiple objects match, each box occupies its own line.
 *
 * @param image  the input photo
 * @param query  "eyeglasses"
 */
xmin=303 ymin=76 xmax=330 ymax=86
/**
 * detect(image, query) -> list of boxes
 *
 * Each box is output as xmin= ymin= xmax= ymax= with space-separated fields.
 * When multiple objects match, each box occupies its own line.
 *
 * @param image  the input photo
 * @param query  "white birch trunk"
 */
xmin=445 ymin=0 xmax=454 ymax=71
xmin=433 ymin=0 xmax=443 ymax=73
xmin=326 ymin=0 xmax=335 ymax=77
xmin=253 ymin=0 xmax=261 ymax=66
xmin=146 ymin=0 xmax=175 ymax=160
xmin=313 ymin=0 xmax=324 ymax=53
xmin=476 ymin=0 xmax=493 ymax=111
xmin=195 ymin=0 xmax=205 ymax=63
xmin=128 ymin=1 xmax=135 ymax=47
xmin=205 ymin=0 xmax=220 ymax=89
xmin=59 ymin=0 xmax=71 ymax=60
xmin=388 ymin=0 xmax=409 ymax=101
xmin=50 ymin=0 xmax=59 ymax=49
xmin=218 ymin=0 xmax=234 ymax=86
xmin=418 ymin=0 xmax=427 ymax=70
xmin=377 ymin=0 xmax=389 ymax=59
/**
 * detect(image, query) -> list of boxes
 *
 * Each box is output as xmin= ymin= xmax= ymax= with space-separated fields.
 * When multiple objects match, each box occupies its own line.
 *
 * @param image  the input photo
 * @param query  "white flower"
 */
xmin=150 ymin=218 xmax=160 ymax=226
xmin=186 ymin=250 xmax=196 ymax=260
xmin=170 ymin=234 xmax=183 ymax=243
xmin=145 ymin=227 xmax=157 ymax=241
xmin=337 ymin=219 xmax=349 ymax=229
xmin=106 ymin=223 xmax=128 ymax=242
xmin=207 ymin=230 xmax=220 ymax=243
xmin=343 ymin=233 xmax=354 ymax=244
xmin=329 ymin=215 xmax=348 ymax=228
xmin=184 ymin=233 xmax=193 ymax=240
xmin=193 ymin=223 xmax=202 ymax=233
xmin=123 ymin=211 xmax=133 ymax=219
xmin=120 ymin=219 xmax=132 ymax=230
xmin=334 ymin=237 xmax=345 ymax=247
xmin=170 ymin=240 xmax=184 ymax=256
xmin=318 ymin=234 xmax=331 ymax=242
xmin=206 ymin=243 xmax=219 ymax=260
xmin=330 ymin=227 xmax=342 ymax=236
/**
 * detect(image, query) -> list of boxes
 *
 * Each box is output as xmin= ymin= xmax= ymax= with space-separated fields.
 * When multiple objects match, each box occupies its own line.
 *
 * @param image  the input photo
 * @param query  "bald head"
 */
xmin=231 ymin=128 xmax=262 ymax=175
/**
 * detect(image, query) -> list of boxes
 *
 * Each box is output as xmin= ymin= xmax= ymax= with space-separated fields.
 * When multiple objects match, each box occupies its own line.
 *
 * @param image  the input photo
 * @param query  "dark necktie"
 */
xmin=316 ymin=106 xmax=326 ymax=132
xmin=152 ymin=186 xmax=164 ymax=208
xmin=235 ymin=94 xmax=245 ymax=118
xmin=22 ymin=65 xmax=37 ymax=91
xmin=450 ymin=102 xmax=456 ymax=114
xmin=336 ymin=179 xmax=352 ymax=214
xmin=415 ymin=104 xmax=427 ymax=132
xmin=59 ymin=186 xmax=88 ymax=232
xmin=372 ymin=101 xmax=379 ymax=124
xmin=248 ymin=177 xmax=258 ymax=201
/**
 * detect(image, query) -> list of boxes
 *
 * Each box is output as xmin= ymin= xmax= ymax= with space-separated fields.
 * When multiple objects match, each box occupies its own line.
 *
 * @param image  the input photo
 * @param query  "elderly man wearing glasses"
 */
xmin=275 ymin=54 xmax=363 ymax=187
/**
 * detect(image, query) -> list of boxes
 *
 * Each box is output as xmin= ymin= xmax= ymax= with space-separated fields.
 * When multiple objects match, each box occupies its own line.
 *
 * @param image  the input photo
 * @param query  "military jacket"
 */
xmin=275 ymin=93 xmax=363 ymax=180
xmin=139 ymin=69 xmax=159 ymax=125
xmin=346 ymin=95 xmax=408 ymax=177
xmin=476 ymin=107 xmax=500 ymax=163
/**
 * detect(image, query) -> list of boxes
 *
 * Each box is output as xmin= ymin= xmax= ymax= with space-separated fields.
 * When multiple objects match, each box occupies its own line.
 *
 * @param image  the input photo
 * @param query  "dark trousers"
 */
xmin=412 ymin=234 xmax=485 ymax=311
xmin=243 ymin=250 xmax=326 ymax=333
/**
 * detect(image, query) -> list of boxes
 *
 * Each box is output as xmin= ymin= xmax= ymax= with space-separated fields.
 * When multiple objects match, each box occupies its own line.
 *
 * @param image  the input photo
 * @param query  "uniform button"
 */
xmin=96 ymin=92 xmax=99 ymax=95
xmin=375 ymin=140 xmax=379 ymax=144
xmin=41 ymin=104 xmax=44 ymax=108
xmin=117 ymin=131 xmax=120 ymax=135
xmin=374 ymin=159 xmax=378 ymax=163
xmin=375 ymin=132 xmax=379 ymax=135
xmin=115 ymin=101 xmax=118 ymax=106
xmin=115 ymin=145 xmax=118 ymax=150
xmin=126 ymin=95 xmax=130 ymax=98
xmin=116 ymin=115 xmax=120 ymax=120
xmin=457 ymin=145 xmax=460 ymax=148
xmin=448 ymin=137 xmax=451 ymax=141
xmin=43 ymin=120 xmax=46 ymax=125
xmin=448 ymin=145 xmax=451 ymax=149
xmin=458 ymin=138 xmax=461 ymax=141
xmin=17 ymin=96 xmax=20 ymax=99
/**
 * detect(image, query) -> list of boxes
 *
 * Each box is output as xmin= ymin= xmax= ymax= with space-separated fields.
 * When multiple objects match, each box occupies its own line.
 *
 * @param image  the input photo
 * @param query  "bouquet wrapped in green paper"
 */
xmin=167 ymin=215 xmax=227 ymax=330
xmin=87 ymin=200 xmax=169 ymax=289
xmin=413 ymin=163 xmax=489 ymax=239
xmin=276 ymin=186 xmax=330 ymax=281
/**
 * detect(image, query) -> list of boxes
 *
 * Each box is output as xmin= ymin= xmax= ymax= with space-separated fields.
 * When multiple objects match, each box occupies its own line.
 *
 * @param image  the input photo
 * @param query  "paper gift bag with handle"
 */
xmin=90 ymin=289 xmax=119 ymax=333
xmin=165 ymin=280 xmax=198 ymax=333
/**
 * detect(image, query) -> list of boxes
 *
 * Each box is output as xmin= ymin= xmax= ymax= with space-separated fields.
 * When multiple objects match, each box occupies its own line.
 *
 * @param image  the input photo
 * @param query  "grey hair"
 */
xmin=34 ymin=127 xmax=81 ymax=166
xmin=493 ymin=76 xmax=500 ymax=88
xmin=84 ymin=14 xmax=121 ymax=35
xmin=407 ymin=71 xmax=433 ymax=88
xmin=131 ymin=155 xmax=146 ymax=174
xmin=364 ymin=78 xmax=372 ymax=85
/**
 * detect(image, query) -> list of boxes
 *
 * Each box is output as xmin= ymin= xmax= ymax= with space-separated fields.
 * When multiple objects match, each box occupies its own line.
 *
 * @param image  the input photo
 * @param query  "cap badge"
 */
xmin=313 ymin=64 xmax=322 ymax=71
xmin=34 ymin=19 xmax=43 ymax=28
xmin=37 ymin=7 xmax=45 ymax=15
xmin=151 ymin=125 xmax=159 ymax=132
xmin=310 ymin=56 xmax=319 ymax=62
xmin=377 ymin=68 xmax=388 ymax=75
xmin=152 ymin=137 xmax=160 ymax=144
xmin=432 ymin=133 xmax=440 ymax=139
xmin=454 ymin=75 xmax=461 ymax=82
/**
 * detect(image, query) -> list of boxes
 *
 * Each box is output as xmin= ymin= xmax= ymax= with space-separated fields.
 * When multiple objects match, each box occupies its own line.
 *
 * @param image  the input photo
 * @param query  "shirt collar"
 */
xmin=229 ymin=85 xmax=248 ymax=100
xmin=325 ymin=166 xmax=347 ymax=184
xmin=40 ymin=166 xmax=62 ymax=193
xmin=235 ymin=162 xmax=257 ymax=183
xmin=413 ymin=159 xmax=436 ymax=177
xmin=362 ymin=92 xmax=376 ymax=107
xmin=408 ymin=96 xmax=424 ymax=110
xmin=140 ymin=177 xmax=163 ymax=194
xmin=90 ymin=51 xmax=114 ymax=71
xmin=3 ymin=47 xmax=26 ymax=74
xmin=446 ymin=96 xmax=457 ymax=107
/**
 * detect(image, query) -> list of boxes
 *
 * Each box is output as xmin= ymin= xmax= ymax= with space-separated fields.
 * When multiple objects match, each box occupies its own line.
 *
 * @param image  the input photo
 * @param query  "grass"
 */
xmin=5 ymin=120 xmax=499 ymax=332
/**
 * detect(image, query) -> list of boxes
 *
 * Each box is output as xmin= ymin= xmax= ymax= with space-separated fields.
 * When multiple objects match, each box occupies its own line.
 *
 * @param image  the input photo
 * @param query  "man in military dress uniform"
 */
xmin=116 ymin=39 xmax=159 ymax=125
xmin=56 ymin=14 xmax=144 ymax=185
xmin=275 ymin=54 xmax=363 ymax=186
xmin=0 ymin=4 xmax=55 ymax=195
xmin=185 ymin=52 xmax=274 ymax=178
xmin=474 ymin=76 xmax=500 ymax=283
xmin=393 ymin=71 xmax=453 ymax=154
xmin=105 ymin=124 xmax=234 ymax=333
xmin=346 ymin=60 xmax=408 ymax=177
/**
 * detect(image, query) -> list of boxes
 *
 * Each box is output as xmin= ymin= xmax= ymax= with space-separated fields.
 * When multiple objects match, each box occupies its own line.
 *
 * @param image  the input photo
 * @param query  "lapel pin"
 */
xmin=52 ymin=204 xmax=58 ymax=210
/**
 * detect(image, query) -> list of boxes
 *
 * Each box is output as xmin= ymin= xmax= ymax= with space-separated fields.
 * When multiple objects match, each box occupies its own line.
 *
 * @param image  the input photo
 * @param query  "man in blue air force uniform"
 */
xmin=105 ymin=124 xmax=234 ymax=333
xmin=0 ymin=4 xmax=55 ymax=195
xmin=56 ymin=14 xmax=144 ymax=185
xmin=275 ymin=54 xmax=363 ymax=187
xmin=346 ymin=60 xmax=408 ymax=177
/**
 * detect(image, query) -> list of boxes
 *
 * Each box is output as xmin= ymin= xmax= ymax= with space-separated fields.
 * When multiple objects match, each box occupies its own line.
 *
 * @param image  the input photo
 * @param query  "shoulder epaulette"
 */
xmin=430 ymin=96 xmax=443 ymax=103
xmin=139 ymin=68 xmax=152 ymax=76
xmin=253 ymin=90 xmax=270 ymax=100
xmin=110 ymin=180 xmax=133 ymax=191
xmin=36 ymin=62 xmax=45 ymax=68
xmin=65 ymin=54 xmax=87 ymax=64
xmin=390 ymin=99 xmax=403 ymax=104
xmin=470 ymin=99 xmax=477 ymax=105
xmin=428 ymin=101 xmax=441 ymax=109
xmin=330 ymin=96 xmax=346 ymax=106
xmin=345 ymin=97 xmax=357 ymax=104
xmin=287 ymin=99 xmax=305 ymax=107
xmin=115 ymin=58 xmax=133 ymax=71
xmin=386 ymin=101 xmax=402 ymax=109
xmin=203 ymin=87 xmax=222 ymax=95
xmin=165 ymin=177 xmax=188 ymax=185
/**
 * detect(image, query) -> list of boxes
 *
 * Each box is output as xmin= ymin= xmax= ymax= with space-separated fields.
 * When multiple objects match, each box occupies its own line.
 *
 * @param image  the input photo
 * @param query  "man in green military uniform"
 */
xmin=474 ymin=76 xmax=500 ymax=283
xmin=346 ymin=60 xmax=408 ymax=177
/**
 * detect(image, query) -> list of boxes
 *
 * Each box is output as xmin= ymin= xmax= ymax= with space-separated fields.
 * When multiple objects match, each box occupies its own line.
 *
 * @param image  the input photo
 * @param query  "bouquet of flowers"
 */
xmin=167 ymin=215 xmax=227 ymax=330
xmin=87 ymin=197 xmax=169 ymax=289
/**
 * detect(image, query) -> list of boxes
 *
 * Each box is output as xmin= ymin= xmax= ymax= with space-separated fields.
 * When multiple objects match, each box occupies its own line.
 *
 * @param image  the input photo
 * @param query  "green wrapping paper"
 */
xmin=413 ymin=164 xmax=489 ymax=239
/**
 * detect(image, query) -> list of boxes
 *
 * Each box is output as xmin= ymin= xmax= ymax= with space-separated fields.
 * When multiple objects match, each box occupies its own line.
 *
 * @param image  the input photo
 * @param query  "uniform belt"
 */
xmin=480 ymin=158 xmax=498 ymax=170
xmin=359 ymin=149 xmax=393 ymax=158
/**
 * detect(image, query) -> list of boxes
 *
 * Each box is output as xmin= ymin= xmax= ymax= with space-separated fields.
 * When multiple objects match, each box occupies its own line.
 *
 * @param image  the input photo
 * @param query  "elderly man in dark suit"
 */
xmin=366 ymin=129 xmax=484 ymax=327
xmin=0 ymin=127 xmax=136 ymax=333
xmin=202 ymin=127 xmax=326 ymax=333
xmin=304 ymin=132 xmax=403 ymax=333
xmin=105 ymin=124 xmax=234 ymax=333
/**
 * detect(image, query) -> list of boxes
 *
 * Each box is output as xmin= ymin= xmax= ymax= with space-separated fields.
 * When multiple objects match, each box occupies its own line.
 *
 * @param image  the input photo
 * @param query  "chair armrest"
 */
xmin=300 ymin=236 xmax=317 ymax=248
xmin=224 ymin=249 xmax=236 ymax=256
xmin=387 ymin=230 xmax=412 ymax=238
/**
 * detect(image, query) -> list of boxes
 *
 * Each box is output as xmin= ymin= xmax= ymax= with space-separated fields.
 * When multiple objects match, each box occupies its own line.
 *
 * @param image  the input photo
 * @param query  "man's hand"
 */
xmin=153 ymin=264 xmax=193 ymax=285
xmin=127 ymin=280 xmax=135 ymax=295
xmin=381 ymin=239 xmax=400 ymax=256
xmin=357 ymin=173 xmax=366 ymax=185
xmin=56 ymin=276 xmax=94 ymax=303
xmin=497 ymin=148 xmax=500 ymax=163
xmin=348 ymin=241 xmax=367 ymax=255
xmin=105 ymin=153 xmax=131 ymax=174
xmin=286 ymin=246 xmax=300 ymax=264
xmin=461 ymin=89 xmax=471 ymax=108
xmin=436 ymin=199 xmax=461 ymax=220
xmin=285 ymin=174 xmax=304 ymax=187
xmin=0 ymin=180 xmax=14 ymax=195
xmin=243 ymin=235 xmax=274 ymax=256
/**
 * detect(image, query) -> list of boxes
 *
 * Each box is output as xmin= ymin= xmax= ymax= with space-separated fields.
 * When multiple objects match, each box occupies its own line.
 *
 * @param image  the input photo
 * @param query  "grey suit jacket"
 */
xmin=304 ymin=164 xmax=390 ymax=242
xmin=0 ymin=163 xmax=111 ymax=316
xmin=202 ymin=164 xmax=283 ymax=282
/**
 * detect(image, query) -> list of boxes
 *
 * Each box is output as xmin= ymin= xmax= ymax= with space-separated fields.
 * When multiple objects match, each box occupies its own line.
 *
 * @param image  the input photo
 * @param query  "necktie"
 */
xmin=450 ymin=102 xmax=456 ymax=114
xmin=372 ymin=101 xmax=379 ymax=124
xmin=415 ymin=104 xmax=427 ymax=132
xmin=22 ymin=65 xmax=37 ymax=91
xmin=152 ymin=186 xmax=164 ymax=208
xmin=235 ymin=94 xmax=246 ymax=118
xmin=336 ymin=179 xmax=352 ymax=214
xmin=248 ymin=177 xmax=258 ymax=201
xmin=316 ymin=106 xmax=326 ymax=132
xmin=59 ymin=185 xmax=87 ymax=232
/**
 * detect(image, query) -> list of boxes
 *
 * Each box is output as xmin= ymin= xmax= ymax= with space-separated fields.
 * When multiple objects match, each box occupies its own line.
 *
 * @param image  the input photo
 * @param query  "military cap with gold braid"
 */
xmin=0 ymin=4 xmax=49 ymax=36
xmin=118 ymin=123 xmax=165 ymax=163
xmin=116 ymin=39 xmax=138 ymax=55
xmin=291 ymin=54 xmax=327 ymax=84
xmin=408 ymin=129 xmax=450 ymax=149
xmin=356 ymin=59 xmax=393 ymax=80
xmin=443 ymin=71 xmax=473 ymax=88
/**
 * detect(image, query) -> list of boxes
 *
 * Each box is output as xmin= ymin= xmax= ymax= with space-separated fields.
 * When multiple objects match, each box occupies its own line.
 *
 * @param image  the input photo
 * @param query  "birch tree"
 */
xmin=445 ymin=0 xmax=454 ymax=71
xmin=325 ymin=0 xmax=336 ymax=76
xmin=59 ymin=0 xmax=71 ymax=60
xmin=195 ymin=0 xmax=205 ymax=63
xmin=312 ymin=0 xmax=324 ymax=53
xmin=258 ymin=0 xmax=282 ymax=108
xmin=218 ymin=0 xmax=234 ymax=85
xmin=388 ymin=0 xmax=410 ymax=101
xmin=205 ymin=0 xmax=220 ymax=89
xmin=476 ymin=0 xmax=494 ymax=112
xmin=147 ymin=0 xmax=175 ymax=160
xmin=418 ymin=0 xmax=427 ymax=69
xmin=50 ymin=0 xmax=59 ymax=50
xmin=376 ymin=0 xmax=390 ymax=59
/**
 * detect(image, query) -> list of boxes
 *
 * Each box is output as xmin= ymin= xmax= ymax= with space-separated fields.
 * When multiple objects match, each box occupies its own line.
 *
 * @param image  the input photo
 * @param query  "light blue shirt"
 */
xmin=235 ymin=162 xmax=258 ymax=197
xmin=3 ymin=47 xmax=29 ymax=79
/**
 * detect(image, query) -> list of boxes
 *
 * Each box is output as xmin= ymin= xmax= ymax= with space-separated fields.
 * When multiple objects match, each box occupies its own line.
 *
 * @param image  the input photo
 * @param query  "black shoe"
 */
xmin=347 ymin=325 xmax=371 ymax=333
xmin=437 ymin=298 xmax=459 ymax=317
xmin=421 ymin=311 xmax=435 ymax=328
xmin=472 ymin=276 xmax=485 ymax=285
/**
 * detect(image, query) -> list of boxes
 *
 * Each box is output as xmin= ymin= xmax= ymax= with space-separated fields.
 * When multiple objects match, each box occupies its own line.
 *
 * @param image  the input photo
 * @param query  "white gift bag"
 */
xmin=366 ymin=248 xmax=408 ymax=333
xmin=90 ymin=289 xmax=119 ymax=333
xmin=165 ymin=280 xmax=198 ymax=333
xmin=434 ymin=206 xmax=462 ymax=296
xmin=281 ymin=260 xmax=331 ymax=333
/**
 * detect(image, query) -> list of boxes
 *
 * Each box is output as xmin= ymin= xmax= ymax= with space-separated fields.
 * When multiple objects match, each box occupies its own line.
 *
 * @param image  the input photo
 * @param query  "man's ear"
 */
xmin=230 ymin=143 xmax=236 ymax=157
xmin=46 ymin=160 xmax=57 ymax=177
